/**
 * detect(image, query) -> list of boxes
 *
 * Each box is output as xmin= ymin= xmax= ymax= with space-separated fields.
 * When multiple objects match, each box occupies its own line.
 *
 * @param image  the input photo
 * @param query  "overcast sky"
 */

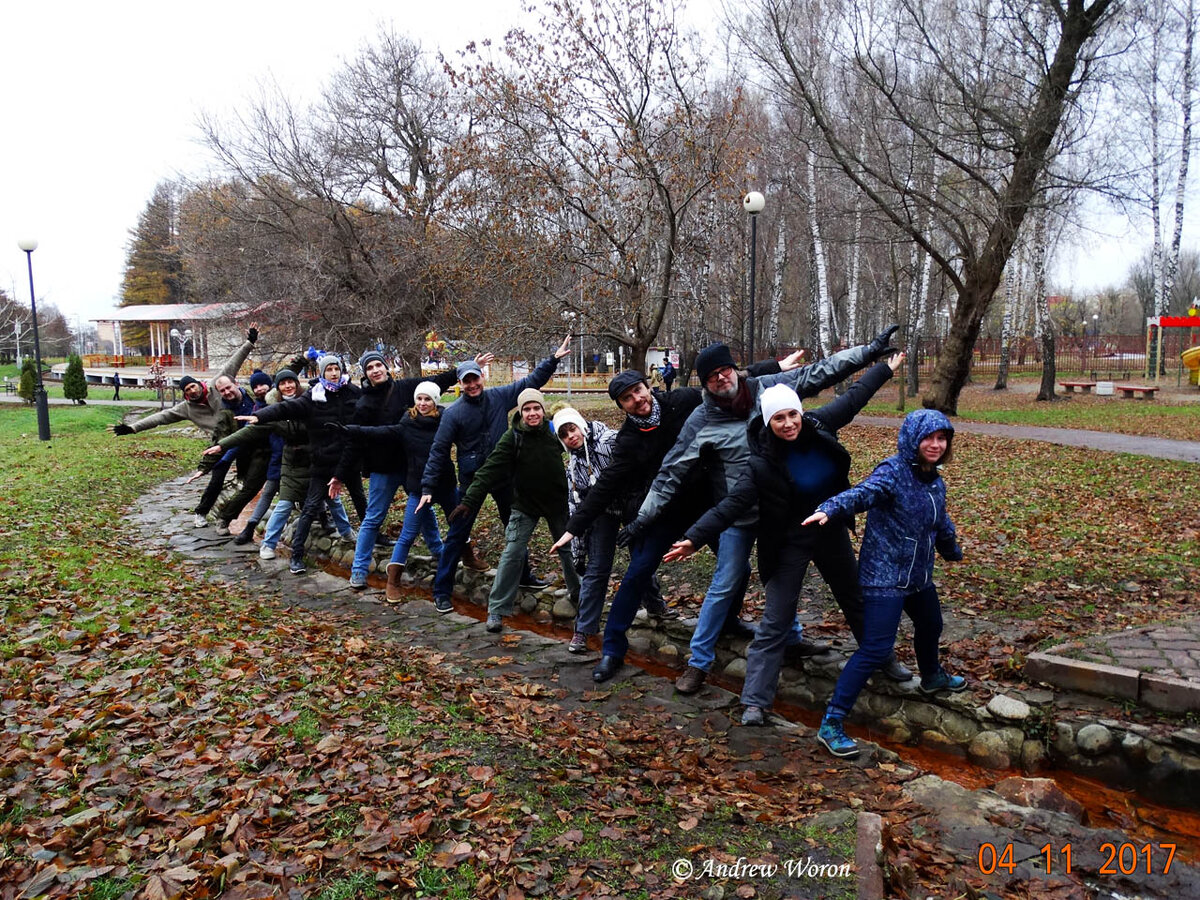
xmin=0 ymin=1 xmax=1164 ymax=326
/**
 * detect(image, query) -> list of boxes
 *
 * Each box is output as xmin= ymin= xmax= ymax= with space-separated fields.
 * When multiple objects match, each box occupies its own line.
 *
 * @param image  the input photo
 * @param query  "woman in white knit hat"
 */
xmin=663 ymin=353 xmax=907 ymax=727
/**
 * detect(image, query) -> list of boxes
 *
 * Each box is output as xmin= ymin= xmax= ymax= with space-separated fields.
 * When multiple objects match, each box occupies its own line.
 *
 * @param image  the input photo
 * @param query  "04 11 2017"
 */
xmin=976 ymin=842 xmax=1177 ymax=876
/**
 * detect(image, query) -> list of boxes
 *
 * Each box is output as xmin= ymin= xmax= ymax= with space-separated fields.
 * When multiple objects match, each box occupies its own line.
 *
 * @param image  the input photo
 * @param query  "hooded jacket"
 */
xmin=818 ymin=408 xmax=962 ymax=592
xmin=459 ymin=409 xmax=568 ymax=521
xmin=126 ymin=339 xmax=255 ymax=436
xmin=421 ymin=354 xmax=561 ymax=493
xmin=684 ymin=361 xmax=895 ymax=582
xmin=633 ymin=342 xmax=879 ymax=531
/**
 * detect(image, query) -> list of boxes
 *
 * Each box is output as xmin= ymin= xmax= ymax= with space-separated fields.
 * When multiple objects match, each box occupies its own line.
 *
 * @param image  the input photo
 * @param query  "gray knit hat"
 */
xmin=317 ymin=353 xmax=341 ymax=377
xmin=359 ymin=349 xmax=387 ymax=371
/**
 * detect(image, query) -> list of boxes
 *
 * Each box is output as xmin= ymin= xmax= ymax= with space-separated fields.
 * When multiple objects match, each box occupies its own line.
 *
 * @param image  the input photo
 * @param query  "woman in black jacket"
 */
xmin=663 ymin=354 xmax=908 ymax=725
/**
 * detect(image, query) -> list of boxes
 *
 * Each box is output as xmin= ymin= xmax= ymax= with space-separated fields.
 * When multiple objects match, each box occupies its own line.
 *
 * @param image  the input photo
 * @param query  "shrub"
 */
xmin=63 ymin=354 xmax=88 ymax=404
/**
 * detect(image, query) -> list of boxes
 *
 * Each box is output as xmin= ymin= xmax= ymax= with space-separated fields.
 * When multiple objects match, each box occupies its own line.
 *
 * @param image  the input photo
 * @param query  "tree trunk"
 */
xmin=1032 ymin=210 xmax=1058 ymax=401
xmin=994 ymin=263 xmax=1015 ymax=390
xmin=807 ymin=146 xmax=833 ymax=358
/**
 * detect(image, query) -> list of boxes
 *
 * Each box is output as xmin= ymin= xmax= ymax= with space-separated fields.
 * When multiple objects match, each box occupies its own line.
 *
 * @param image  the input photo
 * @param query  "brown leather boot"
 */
xmin=385 ymin=563 xmax=405 ymax=602
xmin=462 ymin=541 xmax=488 ymax=571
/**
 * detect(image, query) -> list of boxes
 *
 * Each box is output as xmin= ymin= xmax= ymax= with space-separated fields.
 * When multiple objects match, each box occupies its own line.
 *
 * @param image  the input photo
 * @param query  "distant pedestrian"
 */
xmin=804 ymin=408 xmax=965 ymax=759
xmin=111 ymin=372 xmax=121 ymax=401
xmin=661 ymin=359 xmax=676 ymax=391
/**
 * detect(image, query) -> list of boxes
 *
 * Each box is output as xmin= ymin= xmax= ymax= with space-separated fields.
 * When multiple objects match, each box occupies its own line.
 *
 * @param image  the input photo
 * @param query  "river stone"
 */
xmin=657 ymin=643 xmax=680 ymax=660
xmin=865 ymin=692 xmax=902 ymax=718
xmin=1053 ymin=723 xmax=1076 ymax=756
xmin=879 ymin=717 xmax=911 ymax=743
xmin=999 ymin=727 xmax=1026 ymax=756
xmin=551 ymin=597 xmax=577 ymax=619
xmin=1121 ymin=733 xmax=1146 ymax=764
xmin=993 ymin=777 xmax=1084 ymax=822
xmin=1076 ymin=723 xmax=1114 ymax=756
xmin=723 ymin=657 xmax=748 ymax=679
xmin=518 ymin=594 xmax=539 ymax=614
xmin=921 ymin=730 xmax=964 ymax=755
xmin=987 ymin=694 xmax=1032 ymax=722
xmin=968 ymin=731 xmax=1011 ymax=769
xmin=1020 ymin=740 xmax=1047 ymax=773
xmin=904 ymin=701 xmax=942 ymax=730
xmin=940 ymin=710 xmax=979 ymax=744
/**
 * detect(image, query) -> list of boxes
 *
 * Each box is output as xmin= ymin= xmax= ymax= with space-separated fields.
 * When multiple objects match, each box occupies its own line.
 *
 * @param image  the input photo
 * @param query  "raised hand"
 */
xmin=554 ymin=333 xmax=573 ymax=359
xmin=778 ymin=349 xmax=806 ymax=371
xmin=886 ymin=352 xmax=906 ymax=373
xmin=475 ymin=352 xmax=496 ymax=368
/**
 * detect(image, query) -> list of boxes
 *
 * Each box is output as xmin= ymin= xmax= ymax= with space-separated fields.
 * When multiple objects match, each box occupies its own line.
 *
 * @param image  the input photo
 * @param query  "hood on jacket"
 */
xmin=551 ymin=407 xmax=588 ymax=450
xmin=897 ymin=409 xmax=954 ymax=462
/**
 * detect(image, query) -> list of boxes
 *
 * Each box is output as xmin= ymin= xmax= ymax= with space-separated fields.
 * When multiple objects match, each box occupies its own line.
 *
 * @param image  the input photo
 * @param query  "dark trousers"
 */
xmin=291 ymin=467 xmax=343 ymax=560
xmin=215 ymin=449 xmax=271 ymax=523
xmin=195 ymin=458 xmax=234 ymax=516
xmin=432 ymin=476 xmax=533 ymax=601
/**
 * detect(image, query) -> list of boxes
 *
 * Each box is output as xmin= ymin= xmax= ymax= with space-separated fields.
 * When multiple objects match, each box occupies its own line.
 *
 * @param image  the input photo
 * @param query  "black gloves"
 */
xmin=448 ymin=504 xmax=472 ymax=523
xmin=113 ymin=424 xmax=134 ymax=436
xmin=247 ymin=327 xmax=259 ymax=344
xmin=615 ymin=523 xmax=642 ymax=549
xmin=867 ymin=323 xmax=900 ymax=362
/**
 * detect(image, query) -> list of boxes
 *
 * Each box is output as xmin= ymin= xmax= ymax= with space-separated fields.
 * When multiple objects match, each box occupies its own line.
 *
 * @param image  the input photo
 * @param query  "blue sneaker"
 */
xmin=348 ymin=572 xmax=368 ymax=590
xmin=919 ymin=671 xmax=967 ymax=695
xmin=289 ymin=556 xmax=307 ymax=575
xmin=817 ymin=717 xmax=859 ymax=758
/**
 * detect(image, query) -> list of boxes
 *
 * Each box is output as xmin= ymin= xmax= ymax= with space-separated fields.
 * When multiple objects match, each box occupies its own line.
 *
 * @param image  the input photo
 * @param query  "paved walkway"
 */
xmin=857 ymin=416 xmax=1200 ymax=463
xmin=122 ymin=475 xmax=1198 ymax=898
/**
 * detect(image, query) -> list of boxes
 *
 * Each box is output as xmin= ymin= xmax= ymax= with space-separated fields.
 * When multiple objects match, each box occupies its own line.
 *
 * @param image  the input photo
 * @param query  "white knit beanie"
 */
xmin=552 ymin=407 xmax=588 ymax=441
xmin=759 ymin=383 xmax=803 ymax=422
xmin=414 ymin=381 xmax=442 ymax=403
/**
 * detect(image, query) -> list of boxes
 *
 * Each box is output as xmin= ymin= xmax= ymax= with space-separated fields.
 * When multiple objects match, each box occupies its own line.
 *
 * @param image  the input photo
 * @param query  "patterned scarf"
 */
xmin=625 ymin=395 xmax=662 ymax=430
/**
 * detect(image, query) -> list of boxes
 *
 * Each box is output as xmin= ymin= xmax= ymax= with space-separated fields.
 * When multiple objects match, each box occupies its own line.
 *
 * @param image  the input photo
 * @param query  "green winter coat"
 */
xmin=216 ymin=388 xmax=312 ymax=502
xmin=460 ymin=410 xmax=568 ymax=521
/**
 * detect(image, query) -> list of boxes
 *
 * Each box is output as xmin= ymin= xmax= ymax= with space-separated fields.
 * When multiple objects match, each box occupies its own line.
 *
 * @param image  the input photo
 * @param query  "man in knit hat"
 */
xmin=454 ymin=388 xmax=580 ymax=632
xmin=419 ymin=334 xmax=573 ymax=613
xmin=333 ymin=348 xmax=489 ymax=589
xmin=626 ymin=326 xmax=900 ymax=693
xmin=111 ymin=326 xmax=259 ymax=440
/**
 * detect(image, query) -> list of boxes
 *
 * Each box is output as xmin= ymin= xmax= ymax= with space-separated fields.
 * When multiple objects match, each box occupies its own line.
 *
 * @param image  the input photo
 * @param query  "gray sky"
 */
xmin=0 ymin=1 xmax=1158 ymax=326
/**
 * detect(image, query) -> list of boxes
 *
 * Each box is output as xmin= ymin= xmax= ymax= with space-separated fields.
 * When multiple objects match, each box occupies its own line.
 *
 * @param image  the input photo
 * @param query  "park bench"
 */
xmin=1059 ymin=380 xmax=1097 ymax=393
xmin=1113 ymin=384 xmax=1160 ymax=400
xmin=2 ymin=378 xmax=15 ymax=395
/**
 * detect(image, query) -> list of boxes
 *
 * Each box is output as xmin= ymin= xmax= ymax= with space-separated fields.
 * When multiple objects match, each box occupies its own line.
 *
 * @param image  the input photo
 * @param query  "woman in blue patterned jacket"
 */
xmin=803 ymin=408 xmax=965 ymax=759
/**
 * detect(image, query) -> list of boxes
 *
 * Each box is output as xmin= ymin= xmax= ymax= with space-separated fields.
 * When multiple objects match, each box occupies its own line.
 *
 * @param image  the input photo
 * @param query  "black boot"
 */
xmin=234 ymin=521 xmax=258 ymax=545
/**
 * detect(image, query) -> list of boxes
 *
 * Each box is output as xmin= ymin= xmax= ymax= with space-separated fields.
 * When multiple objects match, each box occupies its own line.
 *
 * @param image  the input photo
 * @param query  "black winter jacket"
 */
xmin=348 ymin=407 xmax=456 ymax=497
xmin=685 ymin=361 xmax=895 ymax=583
xmin=251 ymin=381 xmax=363 ymax=472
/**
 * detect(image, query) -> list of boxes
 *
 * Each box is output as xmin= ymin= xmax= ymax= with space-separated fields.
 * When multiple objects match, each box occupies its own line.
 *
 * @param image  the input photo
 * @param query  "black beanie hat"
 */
xmin=274 ymin=368 xmax=299 ymax=387
xmin=249 ymin=370 xmax=273 ymax=390
xmin=179 ymin=375 xmax=201 ymax=391
xmin=695 ymin=343 xmax=737 ymax=385
xmin=608 ymin=369 xmax=648 ymax=403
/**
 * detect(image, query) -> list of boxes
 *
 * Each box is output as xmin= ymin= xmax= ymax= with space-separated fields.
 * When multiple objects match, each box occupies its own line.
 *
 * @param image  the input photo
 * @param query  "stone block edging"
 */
xmin=1026 ymin=651 xmax=1200 ymax=714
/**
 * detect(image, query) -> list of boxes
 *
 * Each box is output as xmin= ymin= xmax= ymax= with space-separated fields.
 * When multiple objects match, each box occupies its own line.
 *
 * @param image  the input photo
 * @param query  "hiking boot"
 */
xmin=721 ymin=618 xmax=756 ymax=641
xmin=289 ymin=556 xmax=307 ymax=575
xmin=192 ymin=513 xmax=208 ymax=528
xmin=485 ymin=614 xmax=504 ymax=633
xmin=919 ymin=671 xmax=967 ymax=695
xmin=675 ymin=665 xmax=707 ymax=695
xmin=348 ymin=572 xmax=368 ymax=590
xmin=880 ymin=655 xmax=914 ymax=682
xmin=234 ymin=521 xmax=258 ymax=545
xmin=520 ymin=572 xmax=550 ymax=590
xmin=385 ymin=563 xmax=405 ymax=603
xmin=462 ymin=542 xmax=488 ymax=572
xmin=568 ymin=632 xmax=589 ymax=654
xmin=783 ymin=637 xmax=832 ymax=663
xmin=817 ymin=716 xmax=859 ymax=758
xmin=259 ymin=545 xmax=277 ymax=560
xmin=593 ymin=655 xmax=622 ymax=682
xmin=434 ymin=596 xmax=453 ymax=614
xmin=641 ymin=595 xmax=679 ymax=619
xmin=741 ymin=705 xmax=766 ymax=727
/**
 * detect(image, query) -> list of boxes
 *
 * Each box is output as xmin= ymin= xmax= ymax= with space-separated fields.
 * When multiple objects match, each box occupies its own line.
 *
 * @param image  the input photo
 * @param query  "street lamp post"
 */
xmin=17 ymin=239 xmax=50 ymax=441
xmin=743 ymin=191 xmax=765 ymax=362
xmin=169 ymin=327 xmax=194 ymax=377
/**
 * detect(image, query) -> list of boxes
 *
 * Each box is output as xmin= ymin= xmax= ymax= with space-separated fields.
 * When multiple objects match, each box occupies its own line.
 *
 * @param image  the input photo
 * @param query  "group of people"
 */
xmin=113 ymin=324 xmax=965 ymax=760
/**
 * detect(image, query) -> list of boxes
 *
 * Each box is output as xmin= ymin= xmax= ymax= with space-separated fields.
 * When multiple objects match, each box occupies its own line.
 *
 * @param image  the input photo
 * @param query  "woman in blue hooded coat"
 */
xmin=803 ymin=408 xmax=965 ymax=759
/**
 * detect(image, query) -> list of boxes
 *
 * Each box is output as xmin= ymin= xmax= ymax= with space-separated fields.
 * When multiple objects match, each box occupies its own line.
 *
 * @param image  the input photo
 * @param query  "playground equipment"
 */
xmin=1144 ymin=308 xmax=1200 ymax=384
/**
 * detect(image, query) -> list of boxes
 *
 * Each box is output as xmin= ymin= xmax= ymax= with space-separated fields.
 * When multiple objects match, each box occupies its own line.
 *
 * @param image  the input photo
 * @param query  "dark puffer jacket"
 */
xmin=818 ymin=408 xmax=962 ymax=591
xmin=337 ymin=370 xmax=459 ymax=480
xmin=460 ymin=410 xmax=567 ymax=521
xmin=348 ymin=406 xmax=456 ymax=497
xmin=685 ymin=361 xmax=895 ymax=583
xmin=251 ymin=380 xmax=363 ymax=472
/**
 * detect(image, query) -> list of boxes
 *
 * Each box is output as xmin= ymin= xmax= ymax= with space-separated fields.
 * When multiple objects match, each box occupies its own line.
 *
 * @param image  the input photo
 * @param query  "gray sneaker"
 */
xmin=485 ymin=614 xmax=503 ymax=633
xmin=741 ymin=705 xmax=766 ymax=727
xmin=435 ymin=596 xmax=453 ymax=614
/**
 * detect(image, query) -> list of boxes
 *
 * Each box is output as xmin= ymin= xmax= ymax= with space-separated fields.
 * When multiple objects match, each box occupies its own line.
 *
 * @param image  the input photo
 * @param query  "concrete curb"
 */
xmin=1026 ymin=651 xmax=1200 ymax=713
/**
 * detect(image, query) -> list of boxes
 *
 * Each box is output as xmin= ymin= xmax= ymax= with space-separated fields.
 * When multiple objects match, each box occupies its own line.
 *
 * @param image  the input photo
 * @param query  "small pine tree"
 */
xmin=63 ymin=354 xmax=88 ymax=404
xmin=17 ymin=358 xmax=37 ymax=405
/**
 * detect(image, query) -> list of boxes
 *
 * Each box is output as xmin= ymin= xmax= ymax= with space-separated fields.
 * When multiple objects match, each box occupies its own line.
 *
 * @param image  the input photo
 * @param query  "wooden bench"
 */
xmin=2 ymin=379 xmax=15 ymax=395
xmin=1114 ymin=384 xmax=1160 ymax=400
xmin=1059 ymin=381 xmax=1097 ymax=393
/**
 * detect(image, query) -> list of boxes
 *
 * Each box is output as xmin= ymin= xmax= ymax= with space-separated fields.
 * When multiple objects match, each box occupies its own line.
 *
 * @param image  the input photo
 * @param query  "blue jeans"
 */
xmin=600 ymin=515 xmax=683 ymax=660
xmin=247 ymin=479 xmax=279 ymax=524
xmin=390 ymin=490 xmax=454 ymax=566
xmin=826 ymin=584 xmax=944 ymax=721
xmin=688 ymin=525 xmax=798 ymax=673
xmin=574 ymin=513 xmax=618 ymax=635
xmin=351 ymin=472 xmax=405 ymax=578
xmin=263 ymin=493 xmax=351 ymax=551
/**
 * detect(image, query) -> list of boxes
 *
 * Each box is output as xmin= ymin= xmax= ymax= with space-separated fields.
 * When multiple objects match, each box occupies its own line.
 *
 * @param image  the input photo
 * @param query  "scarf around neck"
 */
xmin=626 ymin=395 xmax=662 ymax=430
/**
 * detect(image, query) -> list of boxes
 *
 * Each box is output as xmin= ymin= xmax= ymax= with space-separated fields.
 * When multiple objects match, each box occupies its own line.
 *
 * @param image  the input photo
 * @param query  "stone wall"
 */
xmin=280 ymin=525 xmax=1200 ymax=810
